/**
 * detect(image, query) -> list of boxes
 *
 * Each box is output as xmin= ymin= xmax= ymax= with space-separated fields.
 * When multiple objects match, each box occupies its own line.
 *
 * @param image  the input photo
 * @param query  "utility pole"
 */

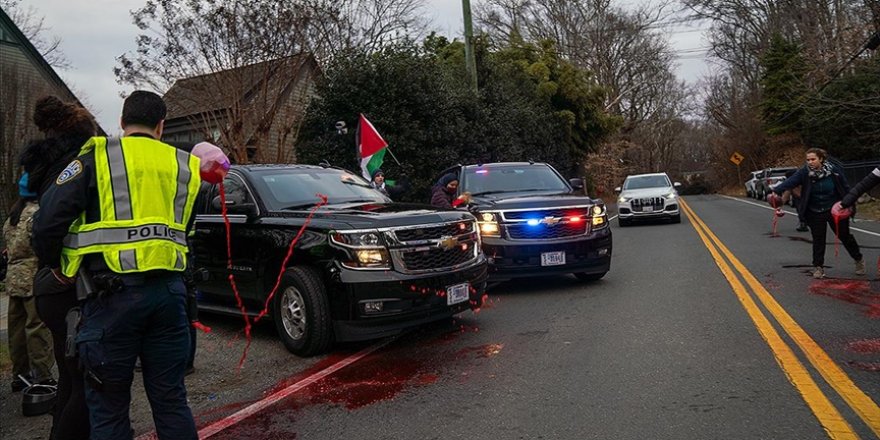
xmin=462 ymin=0 xmax=478 ymax=92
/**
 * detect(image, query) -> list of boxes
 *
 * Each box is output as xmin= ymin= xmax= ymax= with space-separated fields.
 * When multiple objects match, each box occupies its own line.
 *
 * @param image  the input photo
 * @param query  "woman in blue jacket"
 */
xmin=772 ymin=148 xmax=864 ymax=279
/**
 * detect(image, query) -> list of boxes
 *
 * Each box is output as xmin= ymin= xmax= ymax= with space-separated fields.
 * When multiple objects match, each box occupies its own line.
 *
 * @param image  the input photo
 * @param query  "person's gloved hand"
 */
xmin=191 ymin=142 xmax=230 ymax=184
xmin=767 ymin=193 xmax=783 ymax=208
xmin=831 ymin=201 xmax=852 ymax=221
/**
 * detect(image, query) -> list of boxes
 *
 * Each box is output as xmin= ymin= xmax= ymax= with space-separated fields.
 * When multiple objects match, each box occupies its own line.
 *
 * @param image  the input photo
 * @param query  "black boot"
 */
xmin=796 ymin=222 xmax=808 ymax=232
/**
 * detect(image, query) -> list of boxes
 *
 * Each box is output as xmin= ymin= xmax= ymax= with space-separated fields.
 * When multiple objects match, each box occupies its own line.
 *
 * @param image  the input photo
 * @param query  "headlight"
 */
xmin=331 ymin=231 xmax=383 ymax=247
xmin=591 ymin=204 xmax=607 ymax=227
xmin=477 ymin=212 xmax=500 ymax=237
xmin=618 ymin=196 xmax=631 ymax=204
xmin=330 ymin=230 xmax=391 ymax=269
xmin=355 ymin=249 xmax=390 ymax=266
xmin=665 ymin=191 xmax=677 ymax=199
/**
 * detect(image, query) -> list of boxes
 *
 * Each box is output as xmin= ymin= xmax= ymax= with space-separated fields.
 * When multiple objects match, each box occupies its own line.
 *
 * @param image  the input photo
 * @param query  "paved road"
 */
xmin=2 ymin=195 xmax=878 ymax=439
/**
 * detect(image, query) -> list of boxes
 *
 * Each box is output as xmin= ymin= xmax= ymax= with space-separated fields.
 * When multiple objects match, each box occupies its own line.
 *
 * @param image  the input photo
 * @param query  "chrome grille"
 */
xmin=507 ymin=222 xmax=587 ymax=240
xmin=400 ymin=246 xmax=477 ymax=272
xmin=631 ymin=197 xmax=664 ymax=211
xmin=503 ymin=208 xmax=590 ymax=221
xmin=388 ymin=220 xmax=480 ymax=274
xmin=394 ymin=222 xmax=470 ymax=242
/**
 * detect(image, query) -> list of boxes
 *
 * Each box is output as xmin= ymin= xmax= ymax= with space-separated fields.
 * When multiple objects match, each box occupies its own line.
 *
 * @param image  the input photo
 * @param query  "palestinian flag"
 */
xmin=358 ymin=114 xmax=388 ymax=181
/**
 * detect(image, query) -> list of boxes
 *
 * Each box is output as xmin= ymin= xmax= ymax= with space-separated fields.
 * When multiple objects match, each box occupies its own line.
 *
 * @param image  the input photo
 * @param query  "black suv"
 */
xmin=435 ymin=162 xmax=611 ymax=282
xmin=190 ymin=164 xmax=488 ymax=356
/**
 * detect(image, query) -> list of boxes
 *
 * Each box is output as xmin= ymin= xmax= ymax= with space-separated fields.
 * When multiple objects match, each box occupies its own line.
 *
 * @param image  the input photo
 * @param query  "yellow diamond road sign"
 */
xmin=730 ymin=152 xmax=744 ymax=166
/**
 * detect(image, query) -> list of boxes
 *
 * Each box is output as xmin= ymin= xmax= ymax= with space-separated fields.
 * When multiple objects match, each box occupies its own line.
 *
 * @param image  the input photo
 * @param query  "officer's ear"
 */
xmin=155 ymin=120 xmax=165 ymax=139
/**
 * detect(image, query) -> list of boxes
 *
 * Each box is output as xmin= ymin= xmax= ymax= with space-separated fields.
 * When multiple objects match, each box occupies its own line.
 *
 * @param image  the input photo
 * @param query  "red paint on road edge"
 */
xmin=198 ymin=338 xmax=394 ymax=439
xmin=133 ymin=338 xmax=394 ymax=440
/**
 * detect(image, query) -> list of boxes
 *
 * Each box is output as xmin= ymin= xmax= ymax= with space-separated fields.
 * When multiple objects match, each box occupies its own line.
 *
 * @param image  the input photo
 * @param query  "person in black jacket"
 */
xmin=772 ymin=148 xmax=865 ymax=279
xmin=23 ymin=95 xmax=96 ymax=440
xmin=840 ymin=167 xmax=880 ymax=210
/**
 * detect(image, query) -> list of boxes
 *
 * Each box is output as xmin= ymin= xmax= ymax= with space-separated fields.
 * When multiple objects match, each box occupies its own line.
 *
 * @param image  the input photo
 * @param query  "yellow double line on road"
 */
xmin=680 ymin=199 xmax=880 ymax=440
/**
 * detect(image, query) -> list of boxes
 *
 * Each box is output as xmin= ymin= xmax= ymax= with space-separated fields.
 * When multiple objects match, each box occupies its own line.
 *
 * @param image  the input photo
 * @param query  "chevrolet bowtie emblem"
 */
xmin=542 ymin=216 xmax=561 ymax=226
xmin=437 ymin=235 xmax=459 ymax=251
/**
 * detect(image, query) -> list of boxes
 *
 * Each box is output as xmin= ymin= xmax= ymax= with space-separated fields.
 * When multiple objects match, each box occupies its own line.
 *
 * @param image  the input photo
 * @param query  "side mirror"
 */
xmin=569 ymin=178 xmax=584 ymax=190
xmin=673 ymin=182 xmax=682 ymax=188
xmin=614 ymin=187 xmax=621 ymax=193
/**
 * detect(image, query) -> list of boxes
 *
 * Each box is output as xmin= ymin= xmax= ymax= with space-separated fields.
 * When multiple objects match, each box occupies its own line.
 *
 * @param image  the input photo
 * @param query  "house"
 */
xmin=162 ymin=54 xmax=319 ymax=164
xmin=0 ymin=7 xmax=103 ymax=222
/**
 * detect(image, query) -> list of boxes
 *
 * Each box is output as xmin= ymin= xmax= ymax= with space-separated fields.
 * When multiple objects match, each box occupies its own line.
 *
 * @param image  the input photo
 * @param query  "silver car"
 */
xmin=615 ymin=173 xmax=682 ymax=226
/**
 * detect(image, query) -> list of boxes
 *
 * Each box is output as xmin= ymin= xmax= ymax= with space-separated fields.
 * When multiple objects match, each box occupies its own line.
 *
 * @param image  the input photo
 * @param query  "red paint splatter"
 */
xmin=845 ymin=339 xmax=880 ymax=354
xmin=253 ymin=193 xmax=329 ymax=325
xmin=848 ymin=361 xmax=880 ymax=372
xmin=192 ymin=321 xmax=212 ymax=333
xmin=219 ymin=182 xmax=252 ymax=369
xmin=809 ymin=279 xmax=880 ymax=318
xmin=832 ymin=215 xmax=841 ymax=257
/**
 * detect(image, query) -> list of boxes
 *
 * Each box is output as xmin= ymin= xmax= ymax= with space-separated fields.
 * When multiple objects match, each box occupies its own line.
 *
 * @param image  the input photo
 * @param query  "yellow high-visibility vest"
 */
xmin=60 ymin=136 xmax=201 ymax=277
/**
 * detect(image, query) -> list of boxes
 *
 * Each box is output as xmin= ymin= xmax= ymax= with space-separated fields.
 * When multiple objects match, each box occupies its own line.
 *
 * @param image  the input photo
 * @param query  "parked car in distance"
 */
xmin=189 ymin=164 xmax=488 ymax=356
xmin=745 ymin=170 xmax=763 ymax=198
xmin=434 ymin=162 xmax=612 ymax=282
xmin=755 ymin=167 xmax=797 ymax=200
xmin=615 ymin=173 xmax=681 ymax=226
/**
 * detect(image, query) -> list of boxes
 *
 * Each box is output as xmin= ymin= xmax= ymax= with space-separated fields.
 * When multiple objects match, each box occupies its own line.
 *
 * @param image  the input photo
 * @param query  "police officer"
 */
xmin=33 ymin=91 xmax=200 ymax=440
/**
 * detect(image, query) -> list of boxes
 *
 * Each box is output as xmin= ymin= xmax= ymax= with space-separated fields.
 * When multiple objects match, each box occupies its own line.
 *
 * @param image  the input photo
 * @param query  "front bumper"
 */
xmin=480 ymin=227 xmax=612 ymax=281
xmin=330 ymin=258 xmax=488 ymax=342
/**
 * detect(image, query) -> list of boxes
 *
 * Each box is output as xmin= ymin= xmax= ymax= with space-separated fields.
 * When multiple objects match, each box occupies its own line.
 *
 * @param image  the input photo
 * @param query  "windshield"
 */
xmin=251 ymin=168 xmax=390 ymax=210
xmin=623 ymin=175 xmax=672 ymax=190
xmin=461 ymin=165 xmax=569 ymax=196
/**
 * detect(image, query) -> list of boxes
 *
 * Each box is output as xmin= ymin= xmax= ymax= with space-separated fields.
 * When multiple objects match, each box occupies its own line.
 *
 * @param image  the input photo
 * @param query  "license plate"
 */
xmin=541 ymin=251 xmax=566 ymax=266
xmin=447 ymin=283 xmax=470 ymax=306
xmin=641 ymin=205 xmax=654 ymax=212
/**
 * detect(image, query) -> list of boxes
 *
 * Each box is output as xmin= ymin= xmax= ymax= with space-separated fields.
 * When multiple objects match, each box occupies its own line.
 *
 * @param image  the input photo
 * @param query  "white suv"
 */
xmin=615 ymin=173 xmax=681 ymax=226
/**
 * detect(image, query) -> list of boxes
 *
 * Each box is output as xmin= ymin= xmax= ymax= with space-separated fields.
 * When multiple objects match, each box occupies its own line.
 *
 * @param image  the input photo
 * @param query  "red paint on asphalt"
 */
xmin=203 ymin=327 xmax=495 ymax=438
xmin=848 ymin=361 xmax=880 ymax=372
xmin=845 ymin=339 xmax=880 ymax=354
xmin=197 ymin=339 xmax=393 ymax=438
xmin=809 ymin=279 xmax=880 ymax=318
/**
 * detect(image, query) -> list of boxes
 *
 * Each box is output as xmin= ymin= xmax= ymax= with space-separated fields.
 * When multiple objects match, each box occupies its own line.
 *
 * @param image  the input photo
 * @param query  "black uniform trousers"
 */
xmin=36 ymin=289 xmax=90 ymax=440
xmin=805 ymin=209 xmax=862 ymax=267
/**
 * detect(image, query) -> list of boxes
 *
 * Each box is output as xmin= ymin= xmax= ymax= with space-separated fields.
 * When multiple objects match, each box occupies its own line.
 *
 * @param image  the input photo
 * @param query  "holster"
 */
xmin=64 ymin=307 xmax=82 ymax=360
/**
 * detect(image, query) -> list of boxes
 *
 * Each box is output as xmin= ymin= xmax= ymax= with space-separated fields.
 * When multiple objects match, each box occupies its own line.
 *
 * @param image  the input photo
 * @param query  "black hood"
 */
xmin=264 ymin=201 xmax=474 ymax=230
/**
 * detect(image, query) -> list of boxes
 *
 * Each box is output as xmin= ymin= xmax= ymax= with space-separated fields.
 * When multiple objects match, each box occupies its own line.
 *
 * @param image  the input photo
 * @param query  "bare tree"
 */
xmin=0 ymin=0 xmax=69 ymax=69
xmin=114 ymin=0 xmax=425 ymax=164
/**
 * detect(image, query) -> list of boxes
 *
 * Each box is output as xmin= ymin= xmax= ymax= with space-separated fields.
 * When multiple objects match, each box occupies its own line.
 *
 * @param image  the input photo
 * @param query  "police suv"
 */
xmin=189 ymin=164 xmax=488 ymax=356
xmin=435 ymin=162 xmax=612 ymax=282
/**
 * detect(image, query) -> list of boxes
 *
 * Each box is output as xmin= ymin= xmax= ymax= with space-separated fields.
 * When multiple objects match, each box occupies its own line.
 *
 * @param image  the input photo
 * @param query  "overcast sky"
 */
xmin=20 ymin=0 xmax=712 ymax=135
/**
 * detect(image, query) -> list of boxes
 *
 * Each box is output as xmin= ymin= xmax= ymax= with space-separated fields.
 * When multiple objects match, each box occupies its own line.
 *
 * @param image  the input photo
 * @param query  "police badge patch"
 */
xmin=56 ymin=160 xmax=83 ymax=185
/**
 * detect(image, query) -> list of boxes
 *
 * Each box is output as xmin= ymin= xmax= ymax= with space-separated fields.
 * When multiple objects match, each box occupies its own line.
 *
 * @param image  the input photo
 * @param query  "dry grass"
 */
xmin=857 ymin=199 xmax=880 ymax=222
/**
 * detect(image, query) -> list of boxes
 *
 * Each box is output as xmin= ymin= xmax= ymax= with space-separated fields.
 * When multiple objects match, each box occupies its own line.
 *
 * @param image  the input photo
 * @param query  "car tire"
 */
xmin=574 ymin=272 xmax=606 ymax=282
xmin=271 ymin=266 xmax=333 ymax=357
xmin=671 ymin=214 xmax=681 ymax=224
xmin=618 ymin=218 xmax=630 ymax=227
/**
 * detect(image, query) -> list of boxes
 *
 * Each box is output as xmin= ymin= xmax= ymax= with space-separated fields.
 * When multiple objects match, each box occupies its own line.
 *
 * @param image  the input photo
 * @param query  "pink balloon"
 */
xmin=192 ymin=142 xmax=230 ymax=184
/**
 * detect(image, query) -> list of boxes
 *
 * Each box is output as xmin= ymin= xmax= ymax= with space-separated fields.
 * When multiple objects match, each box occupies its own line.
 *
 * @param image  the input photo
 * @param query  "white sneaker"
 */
xmin=855 ymin=259 xmax=866 ymax=276
xmin=813 ymin=266 xmax=825 ymax=279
